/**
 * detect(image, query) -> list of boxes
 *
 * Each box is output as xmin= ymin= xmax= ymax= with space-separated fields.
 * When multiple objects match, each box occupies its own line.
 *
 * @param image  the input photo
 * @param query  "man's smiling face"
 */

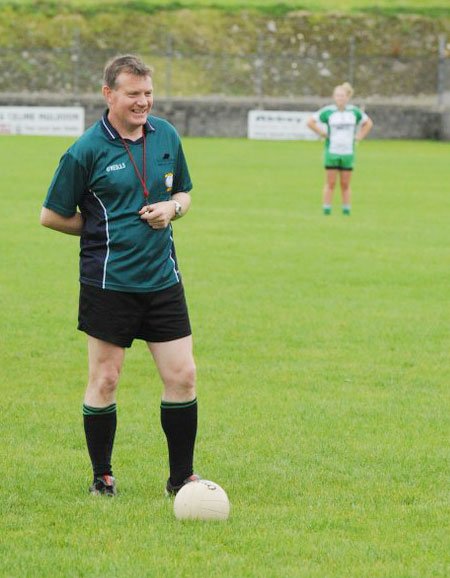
xmin=104 ymin=72 xmax=153 ymax=137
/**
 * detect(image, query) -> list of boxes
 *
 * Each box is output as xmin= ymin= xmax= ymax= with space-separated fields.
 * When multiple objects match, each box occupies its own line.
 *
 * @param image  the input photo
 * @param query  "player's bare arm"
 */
xmin=307 ymin=117 xmax=328 ymax=138
xmin=40 ymin=206 xmax=84 ymax=236
xmin=139 ymin=191 xmax=191 ymax=229
xmin=355 ymin=117 xmax=374 ymax=141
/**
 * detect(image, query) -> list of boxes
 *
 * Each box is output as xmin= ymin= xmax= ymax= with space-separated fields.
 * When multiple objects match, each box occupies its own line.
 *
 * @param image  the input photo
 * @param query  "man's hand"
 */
xmin=139 ymin=201 xmax=176 ymax=229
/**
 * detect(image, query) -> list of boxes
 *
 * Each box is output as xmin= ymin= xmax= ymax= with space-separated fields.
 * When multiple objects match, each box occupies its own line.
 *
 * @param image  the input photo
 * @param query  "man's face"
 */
xmin=104 ymin=72 xmax=153 ymax=132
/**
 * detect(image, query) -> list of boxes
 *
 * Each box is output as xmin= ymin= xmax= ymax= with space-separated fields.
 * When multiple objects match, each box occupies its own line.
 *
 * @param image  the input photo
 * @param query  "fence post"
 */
xmin=166 ymin=32 xmax=172 ymax=98
xmin=438 ymin=35 xmax=446 ymax=106
xmin=222 ymin=50 xmax=228 ymax=93
xmin=348 ymin=36 xmax=355 ymax=85
xmin=255 ymin=32 xmax=264 ymax=103
xmin=72 ymin=27 xmax=80 ymax=104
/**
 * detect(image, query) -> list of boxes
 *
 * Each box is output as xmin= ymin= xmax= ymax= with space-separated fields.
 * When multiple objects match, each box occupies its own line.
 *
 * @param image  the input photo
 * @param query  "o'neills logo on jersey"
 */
xmin=165 ymin=172 xmax=173 ymax=192
xmin=106 ymin=163 xmax=126 ymax=172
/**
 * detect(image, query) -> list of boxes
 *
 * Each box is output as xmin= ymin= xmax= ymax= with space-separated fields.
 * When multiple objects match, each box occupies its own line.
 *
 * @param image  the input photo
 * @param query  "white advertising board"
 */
xmin=0 ymin=107 xmax=85 ymax=137
xmin=248 ymin=109 xmax=321 ymax=140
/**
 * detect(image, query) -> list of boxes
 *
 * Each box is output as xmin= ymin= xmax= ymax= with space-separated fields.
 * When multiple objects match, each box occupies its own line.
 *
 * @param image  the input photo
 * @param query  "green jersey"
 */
xmin=313 ymin=105 xmax=368 ymax=156
xmin=44 ymin=112 xmax=192 ymax=293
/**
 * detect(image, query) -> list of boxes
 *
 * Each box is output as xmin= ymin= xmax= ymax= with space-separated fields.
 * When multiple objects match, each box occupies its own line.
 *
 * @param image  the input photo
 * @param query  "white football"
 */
xmin=174 ymin=479 xmax=230 ymax=521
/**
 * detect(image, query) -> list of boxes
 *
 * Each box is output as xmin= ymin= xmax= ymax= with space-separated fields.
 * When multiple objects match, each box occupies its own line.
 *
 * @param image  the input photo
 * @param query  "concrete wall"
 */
xmin=0 ymin=93 xmax=448 ymax=140
xmin=155 ymin=98 xmax=444 ymax=141
xmin=441 ymin=107 xmax=450 ymax=141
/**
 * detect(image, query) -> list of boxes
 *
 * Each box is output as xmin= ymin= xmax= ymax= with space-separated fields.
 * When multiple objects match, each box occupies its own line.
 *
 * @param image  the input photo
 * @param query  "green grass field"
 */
xmin=2 ymin=0 xmax=450 ymax=15
xmin=1 ymin=135 xmax=449 ymax=577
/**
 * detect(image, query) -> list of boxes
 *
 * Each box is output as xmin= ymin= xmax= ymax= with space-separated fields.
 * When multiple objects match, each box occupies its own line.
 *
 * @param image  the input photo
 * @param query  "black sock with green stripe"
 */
xmin=161 ymin=398 xmax=197 ymax=487
xmin=83 ymin=403 xmax=117 ymax=478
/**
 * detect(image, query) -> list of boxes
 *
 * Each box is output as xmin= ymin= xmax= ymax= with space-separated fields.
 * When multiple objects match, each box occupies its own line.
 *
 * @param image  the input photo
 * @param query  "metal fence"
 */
xmin=0 ymin=34 xmax=448 ymax=102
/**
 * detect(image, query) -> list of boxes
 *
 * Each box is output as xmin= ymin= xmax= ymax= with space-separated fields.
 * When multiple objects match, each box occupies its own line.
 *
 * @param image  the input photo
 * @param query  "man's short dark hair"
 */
xmin=103 ymin=55 xmax=152 ymax=89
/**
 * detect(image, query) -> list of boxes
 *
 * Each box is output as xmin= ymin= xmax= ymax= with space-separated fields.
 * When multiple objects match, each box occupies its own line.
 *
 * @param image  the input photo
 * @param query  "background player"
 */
xmin=307 ymin=82 xmax=373 ymax=215
xmin=40 ymin=55 xmax=199 ymax=497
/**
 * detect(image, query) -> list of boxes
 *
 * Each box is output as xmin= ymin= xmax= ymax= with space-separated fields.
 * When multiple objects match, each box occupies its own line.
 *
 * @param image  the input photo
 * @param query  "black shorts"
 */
xmin=78 ymin=282 xmax=192 ymax=348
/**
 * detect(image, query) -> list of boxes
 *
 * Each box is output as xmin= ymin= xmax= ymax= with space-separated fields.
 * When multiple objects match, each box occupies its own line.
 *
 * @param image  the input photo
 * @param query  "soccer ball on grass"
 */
xmin=173 ymin=479 xmax=230 ymax=521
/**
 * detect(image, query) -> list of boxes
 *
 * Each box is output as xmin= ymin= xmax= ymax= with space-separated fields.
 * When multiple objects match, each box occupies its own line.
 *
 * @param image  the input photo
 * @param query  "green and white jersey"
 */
xmin=44 ymin=112 xmax=192 ymax=293
xmin=313 ymin=104 xmax=368 ymax=156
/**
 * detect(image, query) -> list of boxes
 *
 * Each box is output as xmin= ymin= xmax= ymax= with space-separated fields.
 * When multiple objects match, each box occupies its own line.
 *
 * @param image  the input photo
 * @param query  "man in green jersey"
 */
xmin=307 ymin=82 xmax=373 ymax=215
xmin=40 ymin=55 xmax=199 ymax=497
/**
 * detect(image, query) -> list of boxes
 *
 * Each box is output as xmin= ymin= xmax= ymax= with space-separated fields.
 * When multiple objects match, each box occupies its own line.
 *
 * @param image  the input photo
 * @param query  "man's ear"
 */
xmin=102 ymin=85 xmax=112 ymax=104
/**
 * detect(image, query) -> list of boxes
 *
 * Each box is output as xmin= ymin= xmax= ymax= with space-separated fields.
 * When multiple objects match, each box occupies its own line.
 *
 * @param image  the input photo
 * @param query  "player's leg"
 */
xmin=83 ymin=336 xmax=125 ymax=495
xmin=323 ymin=168 xmax=338 ymax=214
xmin=85 ymin=336 xmax=125 ymax=406
xmin=148 ymin=336 xmax=197 ymax=491
xmin=340 ymin=169 xmax=353 ymax=215
xmin=78 ymin=283 xmax=141 ymax=495
xmin=149 ymin=336 xmax=196 ymax=402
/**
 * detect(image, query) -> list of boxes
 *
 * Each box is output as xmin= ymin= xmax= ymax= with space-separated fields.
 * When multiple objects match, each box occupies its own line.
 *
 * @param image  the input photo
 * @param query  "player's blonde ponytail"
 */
xmin=333 ymin=82 xmax=354 ymax=99
xmin=341 ymin=82 xmax=354 ymax=98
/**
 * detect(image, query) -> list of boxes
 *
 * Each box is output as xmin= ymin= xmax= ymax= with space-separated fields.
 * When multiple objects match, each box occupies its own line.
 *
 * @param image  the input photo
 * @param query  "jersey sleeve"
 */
xmin=313 ymin=107 xmax=330 ymax=124
xmin=43 ymin=151 xmax=89 ymax=217
xmin=172 ymin=140 xmax=192 ymax=194
xmin=354 ymin=107 xmax=369 ymax=124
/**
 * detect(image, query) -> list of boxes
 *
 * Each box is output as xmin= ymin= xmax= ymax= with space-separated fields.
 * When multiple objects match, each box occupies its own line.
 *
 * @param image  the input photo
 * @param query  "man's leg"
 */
xmin=148 ymin=336 xmax=197 ymax=489
xmin=83 ymin=336 xmax=125 ymax=493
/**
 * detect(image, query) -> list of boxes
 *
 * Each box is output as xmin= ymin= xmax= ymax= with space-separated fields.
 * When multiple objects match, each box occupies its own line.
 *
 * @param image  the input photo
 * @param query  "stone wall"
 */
xmin=155 ymin=97 xmax=444 ymax=141
xmin=0 ymin=93 xmax=447 ymax=140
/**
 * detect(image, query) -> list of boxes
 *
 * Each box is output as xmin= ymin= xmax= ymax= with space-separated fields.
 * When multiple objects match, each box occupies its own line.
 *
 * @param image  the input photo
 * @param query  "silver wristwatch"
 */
xmin=173 ymin=200 xmax=182 ymax=220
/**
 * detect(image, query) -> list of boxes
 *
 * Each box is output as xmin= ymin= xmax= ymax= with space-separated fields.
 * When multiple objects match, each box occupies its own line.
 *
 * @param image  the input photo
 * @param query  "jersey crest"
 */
xmin=165 ymin=172 xmax=173 ymax=192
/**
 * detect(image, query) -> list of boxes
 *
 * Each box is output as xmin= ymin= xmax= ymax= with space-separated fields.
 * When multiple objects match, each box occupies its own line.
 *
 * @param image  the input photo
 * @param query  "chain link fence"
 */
xmin=0 ymin=33 xmax=448 ymax=102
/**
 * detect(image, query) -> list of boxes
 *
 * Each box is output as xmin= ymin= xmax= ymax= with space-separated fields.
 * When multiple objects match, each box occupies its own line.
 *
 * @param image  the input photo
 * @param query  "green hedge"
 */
xmin=0 ymin=3 xmax=449 ymax=96
xmin=2 ymin=0 xmax=450 ymax=18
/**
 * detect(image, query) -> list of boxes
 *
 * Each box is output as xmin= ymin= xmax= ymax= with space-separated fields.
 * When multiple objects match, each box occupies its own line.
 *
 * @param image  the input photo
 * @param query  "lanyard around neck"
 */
xmin=119 ymin=127 xmax=149 ymax=200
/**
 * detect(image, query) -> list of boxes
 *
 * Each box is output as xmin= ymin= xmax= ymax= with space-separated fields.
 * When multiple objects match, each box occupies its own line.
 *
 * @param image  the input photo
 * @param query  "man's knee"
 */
xmin=184 ymin=361 xmax=197 ymax=389
xmin=178 ymin=360 xmax=196 ymax=390
xmin=165 ymin=360 xmax=196 ymax=393
xmin=89 ymin=366 xmax=120 ymax=397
